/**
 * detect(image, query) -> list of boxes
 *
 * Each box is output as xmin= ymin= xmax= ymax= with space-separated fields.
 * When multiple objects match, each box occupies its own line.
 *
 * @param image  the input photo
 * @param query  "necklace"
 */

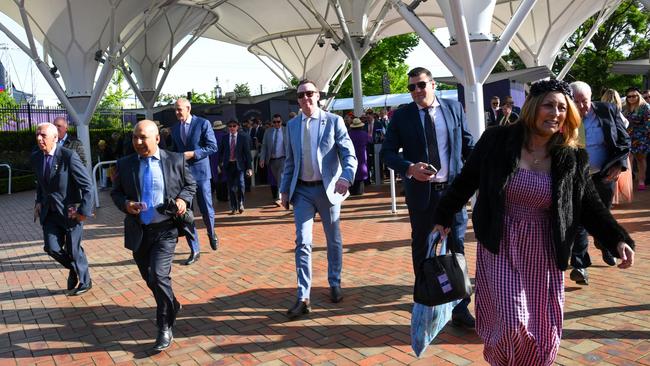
xmin=527 ymin=148 xmax=547 ymax=165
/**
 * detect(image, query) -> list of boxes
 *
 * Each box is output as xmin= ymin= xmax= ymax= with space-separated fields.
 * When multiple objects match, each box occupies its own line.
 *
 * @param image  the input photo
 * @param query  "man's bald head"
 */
xmin=132 ymin=120 xmax=160 ymax=157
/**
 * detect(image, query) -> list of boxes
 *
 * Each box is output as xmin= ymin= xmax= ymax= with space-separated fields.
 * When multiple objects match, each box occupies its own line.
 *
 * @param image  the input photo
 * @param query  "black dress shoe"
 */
xmin=229 ymin=210 xmax=236 ymax=215
xmin=601 ymin=250 xmax=616 ymax=266
xmin=68 ymin=280 xmax=92 ymax=296
xmin=287 ymin=299 xmax=311 ymax=320
xmin=209 ymin=236 xmax=219 ymax=251
xmin=570 ymin=268 xmax=589 ymax=285
xmin=152 ymin=328 xmax=173 ymax=352
xmin=451 ymin=310 xmax=476 ymax=328
xmin=238 ymin=204 xmax=244 ymax=214
xmin=183 ymin=252 xmax=200 ymax=265
xmin=67 ymin=270 xmax=78 ymax=291
xmin=330 ymin=286 xmax=343 ymax=303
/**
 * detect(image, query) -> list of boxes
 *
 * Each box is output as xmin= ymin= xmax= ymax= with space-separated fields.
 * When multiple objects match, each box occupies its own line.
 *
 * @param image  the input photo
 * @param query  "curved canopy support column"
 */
xmin=124 ymin=5 xmax=218 ymax=119
xmin=557 ymin=4 xmax=617 ymax=80
xmin=391 ymin=0 xmax=537 ymax=139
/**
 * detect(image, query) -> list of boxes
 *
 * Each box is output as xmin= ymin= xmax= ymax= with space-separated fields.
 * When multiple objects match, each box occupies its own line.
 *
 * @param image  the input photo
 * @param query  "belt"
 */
xmin=297 ymin=179 xmax=323 ymax=187
xmin=431 ymin=181 xmax=448 ymax=191
xmin=142 ymin=219 xmax=174 ymax=231
xmin=270 ymin=156 xmax=285 ymax=160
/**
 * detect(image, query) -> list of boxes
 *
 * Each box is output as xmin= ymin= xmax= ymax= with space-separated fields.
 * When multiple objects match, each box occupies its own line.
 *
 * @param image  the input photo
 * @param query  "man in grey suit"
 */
xmin=31 ymin=122 xmax=94 ymax=295
xmin=280 ymin=79 xmax=357 ymax=319
xmin=111 ymin=120 xmax=196 ymax=351
xmin=259 ymin=114 xmax=286 ymax=206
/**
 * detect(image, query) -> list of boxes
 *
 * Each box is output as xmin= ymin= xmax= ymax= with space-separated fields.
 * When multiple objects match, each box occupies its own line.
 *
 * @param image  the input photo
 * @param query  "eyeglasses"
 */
xmin=626 ymin=94 xmax=638 ymax=99
xmin=297 ymin=90 xmax=316 ymax=99
xmin=644 ymin=95 xmax=650 ymax=100
xmin=272 ymin=120 xmax=282 ymax=124
xmin=407 ymin=81 xmax=429 ymax=92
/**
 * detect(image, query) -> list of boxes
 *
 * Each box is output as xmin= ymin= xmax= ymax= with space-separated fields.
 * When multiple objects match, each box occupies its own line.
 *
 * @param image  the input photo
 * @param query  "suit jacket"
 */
xmin=590 ymin=101 xmax=631 ymax=174
xmin=280 ymin=108 xmax=357 ymax=205
xmin=62 ymin=135 xmax=87 ymax=166
xmin=485 ymin=107 xmax=499 ymax=127
xmin=110 ymin=149 xmax=197 ymax=252
xmin=219 ymin=132 xmax=253 ymax=171
xmin=30 ymin=146 xmax=94 ymax=226
xmin=380 ymin=99 xmax=475 ymax=210
xmin=259 ymin=127 xmax=287 ymax=164
xmin=171 ymin=115 xmax=218 ymax=181
xmin=433 ymin=124 xmax=634 ymax=270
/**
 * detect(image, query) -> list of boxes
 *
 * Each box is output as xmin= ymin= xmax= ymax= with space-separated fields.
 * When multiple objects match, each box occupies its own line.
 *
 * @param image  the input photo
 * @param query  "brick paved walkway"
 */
xmin=0 ymin=184 xmax=648 ymax=366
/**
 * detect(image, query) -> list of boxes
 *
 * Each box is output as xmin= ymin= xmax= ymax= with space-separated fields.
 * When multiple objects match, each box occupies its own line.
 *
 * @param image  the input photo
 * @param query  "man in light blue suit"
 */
xmin=171 ymin=98 xmax=218 ymax=265
xmin=280 ymin=79 xmax=357 ymax=319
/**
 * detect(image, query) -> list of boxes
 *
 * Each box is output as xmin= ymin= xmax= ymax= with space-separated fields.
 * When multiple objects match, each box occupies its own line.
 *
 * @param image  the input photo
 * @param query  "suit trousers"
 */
xmin=292 ymin=184 xmax=343 ymax=300
xmin=571 ymin=176 xmax=615 ymax=269
xmin=185 ymin=178 xmax=215 ymax=252
xmin=133 ymin=221 xmax=178 ymax=329
xmin=225 ymin=162 xmax=246 ymax=210
xmin=268 ymin=158 xmax=285 ymax=200
xmin=407 ymin=187 xmax=470 ymax=314
xmin=42 ymin=212 xmax=91 ymax=287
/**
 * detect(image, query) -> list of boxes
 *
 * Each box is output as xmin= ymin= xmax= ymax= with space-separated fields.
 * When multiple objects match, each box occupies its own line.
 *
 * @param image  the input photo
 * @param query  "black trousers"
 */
xmin=570 ymin=175 xmax=615 ymax=269
xmin=133 ymin=220 xmax=178 ymax=329
xmin=42 ymin=211 xmax=91 ymax=286
xmin=407 ymin=187 xmax=470 ymax=314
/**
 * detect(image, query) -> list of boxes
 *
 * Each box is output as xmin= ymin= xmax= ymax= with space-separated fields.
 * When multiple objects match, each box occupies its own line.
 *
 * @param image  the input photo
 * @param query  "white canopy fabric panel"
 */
xmin=125 ymin=4 xmax=217 ymax=93
xmin=202 ymin=0 xmax=448 ymax=90
xmin=492 ymin=0 xmax=622 ymax=69
xmin=0 ymin=0 xmax=155 ymax=96
xmin=611 ymin=58 xmax=650 ymax=75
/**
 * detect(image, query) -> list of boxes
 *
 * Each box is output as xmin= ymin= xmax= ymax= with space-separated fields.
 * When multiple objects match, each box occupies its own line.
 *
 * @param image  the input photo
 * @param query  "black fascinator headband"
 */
xmin=529 ymin=79 xmax=573 ymax=99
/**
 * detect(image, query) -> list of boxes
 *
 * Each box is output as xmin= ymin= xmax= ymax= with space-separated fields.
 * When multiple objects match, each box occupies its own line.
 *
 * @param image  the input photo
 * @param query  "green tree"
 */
xmin=233 ymin=83 xmax=251 ymax=97
xmin=331 ymin=33 xmax=420 ymax=98
xmin=91 ymin=70 xmax=132 ymax=129
xmin=555 ymin=0 xmax=649 ymax=94
xmin=0 ymin=91 xmax=19 ymax=128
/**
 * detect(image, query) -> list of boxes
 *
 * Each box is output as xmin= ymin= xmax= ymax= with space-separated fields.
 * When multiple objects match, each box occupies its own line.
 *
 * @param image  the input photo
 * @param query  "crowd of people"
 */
xmin=29 ymin=67 xmax=643 ymax=363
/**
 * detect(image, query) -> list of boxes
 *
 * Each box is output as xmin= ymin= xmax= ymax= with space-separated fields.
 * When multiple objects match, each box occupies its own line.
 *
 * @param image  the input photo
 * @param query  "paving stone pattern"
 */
xmin=0 ymin=185 xmax=648 ymax=365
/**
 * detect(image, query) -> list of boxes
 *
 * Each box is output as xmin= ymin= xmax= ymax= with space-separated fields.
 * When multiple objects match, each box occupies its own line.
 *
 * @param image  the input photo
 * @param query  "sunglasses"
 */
xmin=626 ymin=95 xmax=638 ymax=99
xmin=491 ymin=102 xmax=499 ymax=106
xmin=272 ymin=120 xmax=282 ymax=124
xmin=227 ymin=125 xmax=238 ymax=128
xmin=407 ymin=81 xmax=429 ymax=92
xmin=297 ymin=90 xmax=316 ymax=99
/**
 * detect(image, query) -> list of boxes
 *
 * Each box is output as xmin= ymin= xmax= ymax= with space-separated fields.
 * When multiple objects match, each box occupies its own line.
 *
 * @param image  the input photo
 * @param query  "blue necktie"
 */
xmin=140 ymin=157 xmax=154 ymax=225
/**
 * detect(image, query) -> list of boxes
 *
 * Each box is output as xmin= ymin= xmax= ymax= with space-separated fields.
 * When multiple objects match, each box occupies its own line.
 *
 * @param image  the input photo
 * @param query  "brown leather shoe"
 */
xmin=287 ymin=299 xmax=311 ymax=319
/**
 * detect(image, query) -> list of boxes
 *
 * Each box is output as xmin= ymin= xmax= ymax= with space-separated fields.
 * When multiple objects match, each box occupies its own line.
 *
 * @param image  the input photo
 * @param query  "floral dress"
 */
xmin=624 ymin=103 xmax=650 ymax=154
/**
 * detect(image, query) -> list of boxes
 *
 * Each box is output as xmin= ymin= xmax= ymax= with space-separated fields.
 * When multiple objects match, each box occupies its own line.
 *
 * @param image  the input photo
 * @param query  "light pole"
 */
xmin=214 ymin=76 xmax=222 ymax=103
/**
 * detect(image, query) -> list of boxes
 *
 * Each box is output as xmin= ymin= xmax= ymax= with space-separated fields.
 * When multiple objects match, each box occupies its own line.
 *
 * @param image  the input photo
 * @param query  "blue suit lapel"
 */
xmin=410 ymin=103 xmax=426 ymax=147
xmin=131 ymin=154 xmax=142 ymax=202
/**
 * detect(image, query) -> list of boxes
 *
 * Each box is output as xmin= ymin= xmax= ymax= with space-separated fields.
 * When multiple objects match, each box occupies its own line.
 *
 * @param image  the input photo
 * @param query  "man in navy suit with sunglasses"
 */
xmin=381 ymin=67 xmax=476 ymax=327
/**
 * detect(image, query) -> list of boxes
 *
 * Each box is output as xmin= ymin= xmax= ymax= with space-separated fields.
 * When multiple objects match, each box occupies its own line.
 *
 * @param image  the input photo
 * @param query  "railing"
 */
xmin=0 ymin=164 xmax=11 ymax=194
xmin=92 ymin=160 xmax=116 ymax=208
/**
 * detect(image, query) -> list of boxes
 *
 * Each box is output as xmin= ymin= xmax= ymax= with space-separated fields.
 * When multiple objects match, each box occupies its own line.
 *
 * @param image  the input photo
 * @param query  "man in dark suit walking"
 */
xmin=171 ymin=98 xmax=218 ymax=265
xmin=568 ymin=81 xmax=631 ymax=285
xmin=219 ymin=120 xmax=253 ymax=214
xmin=111 ymin=120 xmax=196 ymax=351
xmin=381 ymin=67 xmax=476 ymax=327
xmin=259 ymin=114 xmax=286 ymax=206
xmin=31 ymin=122 xmax=94 ymax=295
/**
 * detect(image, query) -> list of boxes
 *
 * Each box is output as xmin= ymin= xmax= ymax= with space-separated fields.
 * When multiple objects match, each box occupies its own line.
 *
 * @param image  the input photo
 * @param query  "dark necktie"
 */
xmin=230 ymin=134 xmax=236 ymax=160
xmin=423 ymin=107 xmax=441 ymax=170
xmin=140 ymin=157 xmax=154 ymax=225
xmin=181 ymin=122 xmax=187 ymax=145
xmin=43 ymin=154 xmax=52 ymax=182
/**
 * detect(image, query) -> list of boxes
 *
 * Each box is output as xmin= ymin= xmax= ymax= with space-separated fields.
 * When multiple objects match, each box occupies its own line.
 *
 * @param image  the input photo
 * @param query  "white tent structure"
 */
xmin=0 ymin=0 xmax=635 ymax=169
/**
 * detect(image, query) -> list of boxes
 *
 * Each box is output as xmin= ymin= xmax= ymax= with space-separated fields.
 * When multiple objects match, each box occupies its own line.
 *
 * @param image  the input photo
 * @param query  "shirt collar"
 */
xmin=45 ymin=143 xmax=57 ymax=157
xmin=417 ymin=97 xmax=440 ymax=111
xmin=141 ymin=149 xmax=160 ymax=161
xmin=181 ymin=115 xmax=193 ymax=124
xmin=302 ymin=108 xmax=320 ymax=121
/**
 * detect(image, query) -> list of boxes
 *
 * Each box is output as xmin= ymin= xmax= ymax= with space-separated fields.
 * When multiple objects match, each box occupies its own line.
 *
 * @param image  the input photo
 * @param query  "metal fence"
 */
xmin=0 ymin=104 xmax=140 ymax=131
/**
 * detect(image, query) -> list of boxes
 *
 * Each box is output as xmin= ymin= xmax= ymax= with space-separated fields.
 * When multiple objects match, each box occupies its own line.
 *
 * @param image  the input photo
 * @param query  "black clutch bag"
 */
xmin=413 ymin=232 xmax=473 ymax=306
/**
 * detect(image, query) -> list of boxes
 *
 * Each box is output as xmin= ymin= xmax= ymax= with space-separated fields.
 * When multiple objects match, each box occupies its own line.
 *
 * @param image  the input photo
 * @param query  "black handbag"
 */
xmin=413 ymin=232 xmax=473 ymax=306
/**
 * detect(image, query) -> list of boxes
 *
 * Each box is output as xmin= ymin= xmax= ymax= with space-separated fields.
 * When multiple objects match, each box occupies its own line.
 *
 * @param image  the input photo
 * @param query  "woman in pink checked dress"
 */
xmin=433 ymin=80 xmax=635 ymax=366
